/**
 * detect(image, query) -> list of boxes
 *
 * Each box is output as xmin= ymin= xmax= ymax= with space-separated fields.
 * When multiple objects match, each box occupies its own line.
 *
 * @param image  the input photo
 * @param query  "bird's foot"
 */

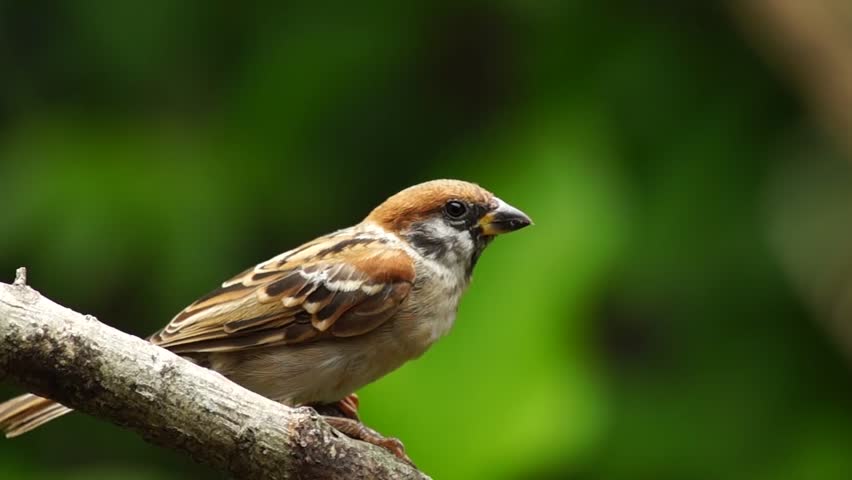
xmin=310 ymin=393 xmax=360 ymax=420
xmin=336 ymin=392 xmax=360 ymax=420
xmin=322 ymin=415 xmax=414 ymax=467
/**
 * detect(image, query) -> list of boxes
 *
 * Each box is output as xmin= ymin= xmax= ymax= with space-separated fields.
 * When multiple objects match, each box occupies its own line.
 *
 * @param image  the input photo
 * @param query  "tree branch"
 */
xmin=0 ymin=268 xmax=430 ymax=480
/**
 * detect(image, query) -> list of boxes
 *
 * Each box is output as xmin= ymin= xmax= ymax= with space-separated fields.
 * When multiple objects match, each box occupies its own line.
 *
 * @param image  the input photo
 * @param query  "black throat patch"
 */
xmin=467 ymin=229 xmax=493 ymax=277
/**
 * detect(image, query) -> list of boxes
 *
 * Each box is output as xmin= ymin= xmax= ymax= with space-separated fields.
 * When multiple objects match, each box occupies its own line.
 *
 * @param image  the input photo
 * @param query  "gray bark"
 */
xmin=0 ymin=268 xmax=430 ymax=480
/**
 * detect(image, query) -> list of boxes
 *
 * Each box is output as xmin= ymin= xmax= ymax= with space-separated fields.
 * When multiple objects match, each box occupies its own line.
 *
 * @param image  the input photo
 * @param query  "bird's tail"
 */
xmin=0 ymin=393 xmax=73 ymax=438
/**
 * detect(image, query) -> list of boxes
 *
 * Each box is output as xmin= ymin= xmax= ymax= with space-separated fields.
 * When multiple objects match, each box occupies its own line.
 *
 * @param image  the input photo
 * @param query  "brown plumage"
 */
xmin=0 ymin=179 xmax=531 ymax=456
xmin=149 ymin=241 xmax=415 ymax=352
xmin=367 ymin=180 xmax=496 ymax=231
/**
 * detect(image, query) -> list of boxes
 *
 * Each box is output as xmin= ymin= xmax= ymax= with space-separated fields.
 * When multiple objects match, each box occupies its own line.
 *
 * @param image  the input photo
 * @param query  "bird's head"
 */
xmin=366 ymin=179 xmax=532 ymax=277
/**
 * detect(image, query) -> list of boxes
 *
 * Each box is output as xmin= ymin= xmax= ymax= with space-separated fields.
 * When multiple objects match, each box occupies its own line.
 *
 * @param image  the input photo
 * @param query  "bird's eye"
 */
xmin=444 ymin=201 xmax=468 ymax=219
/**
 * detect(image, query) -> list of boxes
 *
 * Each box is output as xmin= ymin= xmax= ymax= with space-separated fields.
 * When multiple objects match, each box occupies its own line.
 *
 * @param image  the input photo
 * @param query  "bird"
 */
xmin=0 ymin=179 xmax=531 ymax=462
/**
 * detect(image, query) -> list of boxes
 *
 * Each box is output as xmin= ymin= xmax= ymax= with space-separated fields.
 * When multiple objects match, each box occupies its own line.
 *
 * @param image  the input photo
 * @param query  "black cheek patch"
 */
xmin=405 ymin=228 xmax=450 ymax=258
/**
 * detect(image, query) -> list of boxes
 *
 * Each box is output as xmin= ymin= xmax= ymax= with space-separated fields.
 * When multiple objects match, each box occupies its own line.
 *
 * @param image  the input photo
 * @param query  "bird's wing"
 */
xmin=150 ymin=231 xmax=415 ymax=353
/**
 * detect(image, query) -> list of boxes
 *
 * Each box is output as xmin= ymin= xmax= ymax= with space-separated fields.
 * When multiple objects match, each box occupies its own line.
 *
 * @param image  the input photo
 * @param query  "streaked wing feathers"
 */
xmin=150 ymin=232 xmax=414 ymax=353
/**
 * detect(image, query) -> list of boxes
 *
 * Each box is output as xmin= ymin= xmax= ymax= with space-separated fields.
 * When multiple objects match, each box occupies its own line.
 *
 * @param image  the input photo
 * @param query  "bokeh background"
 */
xmin=3 ymin=1 xmax=852 ymax=479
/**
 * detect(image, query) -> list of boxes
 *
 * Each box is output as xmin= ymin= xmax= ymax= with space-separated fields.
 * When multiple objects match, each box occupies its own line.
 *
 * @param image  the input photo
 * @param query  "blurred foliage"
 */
xmin=1 ymin=1 xmax=852 ymax=479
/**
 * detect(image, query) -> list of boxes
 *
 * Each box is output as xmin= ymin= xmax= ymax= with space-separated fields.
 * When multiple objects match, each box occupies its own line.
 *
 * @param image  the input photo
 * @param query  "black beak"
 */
xmin=478 ymin=198 xmax=532 ymax=235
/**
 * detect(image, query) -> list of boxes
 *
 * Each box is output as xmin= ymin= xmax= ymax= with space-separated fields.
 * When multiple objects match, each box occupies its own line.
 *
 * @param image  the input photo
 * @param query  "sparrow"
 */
xmin=0 ymin=179 xmax=531 ymax=462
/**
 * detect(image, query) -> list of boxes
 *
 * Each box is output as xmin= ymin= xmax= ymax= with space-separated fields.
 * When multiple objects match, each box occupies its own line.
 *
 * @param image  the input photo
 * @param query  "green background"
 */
xmin=2 ymin=2 xmax=852 ymax=479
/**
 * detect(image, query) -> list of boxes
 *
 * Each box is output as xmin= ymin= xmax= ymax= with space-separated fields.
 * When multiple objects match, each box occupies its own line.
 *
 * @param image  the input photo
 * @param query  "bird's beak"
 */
xmin=478 ymin=198 xmax=533 ymax=236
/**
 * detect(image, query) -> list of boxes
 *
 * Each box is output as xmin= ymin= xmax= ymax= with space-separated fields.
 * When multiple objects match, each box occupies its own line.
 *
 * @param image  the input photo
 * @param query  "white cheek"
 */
xmin=455 ymin=234 xmax=474 ymax=258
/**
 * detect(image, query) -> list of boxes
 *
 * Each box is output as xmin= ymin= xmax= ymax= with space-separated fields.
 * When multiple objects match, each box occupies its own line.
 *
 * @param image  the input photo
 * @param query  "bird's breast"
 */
xmin=394 ymin=256 xmax=468 ymax=353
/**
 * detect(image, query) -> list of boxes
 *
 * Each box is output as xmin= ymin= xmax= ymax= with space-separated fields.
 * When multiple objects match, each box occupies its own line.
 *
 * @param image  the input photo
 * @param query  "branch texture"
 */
xmin=0 ymin=271 xmax=429 ymax=480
